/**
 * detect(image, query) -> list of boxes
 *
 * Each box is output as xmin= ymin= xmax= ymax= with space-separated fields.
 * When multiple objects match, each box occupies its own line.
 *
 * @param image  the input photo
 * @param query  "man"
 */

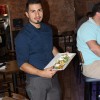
xmin=75 ymin=12 xmax=92 ymax=33
xmin=15 ymin=0 xmax=61 ymax=100
xmin=77 ymin=2 xmax=100 ymax=79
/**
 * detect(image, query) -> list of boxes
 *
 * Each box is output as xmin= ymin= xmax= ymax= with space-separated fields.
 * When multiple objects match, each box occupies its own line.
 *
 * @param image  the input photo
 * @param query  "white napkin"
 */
xmin=0 ymin=65 xmax=6 ymax=70
xmin=0 ymin=98 xmax=2 ymax=100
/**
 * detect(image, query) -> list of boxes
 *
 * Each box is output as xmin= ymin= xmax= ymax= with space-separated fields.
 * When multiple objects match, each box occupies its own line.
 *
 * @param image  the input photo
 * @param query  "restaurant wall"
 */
xmin=43 ymin=0 xmax=75 ymax=34
xmin=0 ymin=0 xmax=75 ymax=34
xmin=0 ymin=0 xmax=27 ymax=31
xmin=75 ymin=0 xmax=100 ymax=22
xmin=0 ymin=0 xmax=99 ymax=51
xmin=0 ymin=0 xmax=100 ymax=33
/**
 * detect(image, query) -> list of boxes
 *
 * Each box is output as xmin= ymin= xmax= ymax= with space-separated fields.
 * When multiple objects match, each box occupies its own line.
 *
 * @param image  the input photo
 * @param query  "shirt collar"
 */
xmin=89 ymin=17 xmax=96 ymax=24
xmin=89 ymin=17 xmax=100 ymax=27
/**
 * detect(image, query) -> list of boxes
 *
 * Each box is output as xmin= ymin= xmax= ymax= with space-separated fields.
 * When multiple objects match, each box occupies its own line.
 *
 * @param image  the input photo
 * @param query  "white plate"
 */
xmin=44 ymin=53 xmax=76 ymax=70
xmin=0 ymin=98 xmax=2 ymax=100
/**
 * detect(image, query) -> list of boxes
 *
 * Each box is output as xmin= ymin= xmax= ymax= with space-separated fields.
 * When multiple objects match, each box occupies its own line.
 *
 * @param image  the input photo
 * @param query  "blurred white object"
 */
xmin=0 ymin=36 xmax=2 ymax=43
xmin=0 ymin=65 xmax=6 ymax=70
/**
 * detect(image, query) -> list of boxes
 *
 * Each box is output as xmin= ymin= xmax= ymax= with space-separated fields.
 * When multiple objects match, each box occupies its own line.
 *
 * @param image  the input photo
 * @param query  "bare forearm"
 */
xmin=91 ymin=45 xmax=100 ymax=56
xmin=20 ymin=63 xmax=57 ymax=78
xmin=87 ymin=40 xmax=100 ymax=57
xmin=20 ymin=63 xmax=42 ymax=76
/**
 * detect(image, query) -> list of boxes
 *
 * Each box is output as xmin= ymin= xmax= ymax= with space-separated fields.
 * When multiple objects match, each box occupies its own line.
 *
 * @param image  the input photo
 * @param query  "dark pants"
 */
xmin=26 ymin=75 xmax=61 ymax=100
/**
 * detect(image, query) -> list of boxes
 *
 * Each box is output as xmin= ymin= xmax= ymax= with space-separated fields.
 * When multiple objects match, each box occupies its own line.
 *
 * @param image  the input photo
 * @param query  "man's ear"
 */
xmin=96 ymin=12 xmax=100 ymax=16
xmin=25 ymin=12 xmax=29 ymax=18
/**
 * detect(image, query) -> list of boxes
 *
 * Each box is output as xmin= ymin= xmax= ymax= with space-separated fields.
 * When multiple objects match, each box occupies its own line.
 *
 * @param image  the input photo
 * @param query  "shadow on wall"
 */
xmin=41 ymin=0 xmax=64 ymax=53
xmin=42 ymin=0 xmax=50 ymax=23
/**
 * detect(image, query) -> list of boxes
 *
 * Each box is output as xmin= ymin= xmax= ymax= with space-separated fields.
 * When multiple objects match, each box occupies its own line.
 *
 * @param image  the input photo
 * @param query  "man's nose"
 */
xmin=36 ymin=11 xmax=39 ymax=17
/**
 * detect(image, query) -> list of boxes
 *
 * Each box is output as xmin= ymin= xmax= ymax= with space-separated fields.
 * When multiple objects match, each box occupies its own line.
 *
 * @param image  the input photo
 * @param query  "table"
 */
xmin=0 ymin=60 xmax=19 ymax=93
xmin=2 ymin=96 xmax=15 ymax=100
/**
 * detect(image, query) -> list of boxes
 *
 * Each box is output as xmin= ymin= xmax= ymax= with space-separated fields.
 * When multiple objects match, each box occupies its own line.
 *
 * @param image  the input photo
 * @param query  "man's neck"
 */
xmin=30 ymin=21 xmax=41 ymax=29
xmin=92 ymin=16 xmax=100 ymax=26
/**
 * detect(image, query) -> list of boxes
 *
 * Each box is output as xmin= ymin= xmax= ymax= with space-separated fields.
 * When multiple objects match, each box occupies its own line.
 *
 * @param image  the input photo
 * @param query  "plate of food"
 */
xmin=44 ymin=53 xmax=76 ymax=70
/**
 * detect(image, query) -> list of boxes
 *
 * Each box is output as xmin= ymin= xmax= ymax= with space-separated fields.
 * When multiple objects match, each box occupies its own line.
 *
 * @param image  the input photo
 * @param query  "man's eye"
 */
xmin=39 ymin=9 xmax=43 ymax=12
xmin=32 ymin=10 xmax=35 ymax=12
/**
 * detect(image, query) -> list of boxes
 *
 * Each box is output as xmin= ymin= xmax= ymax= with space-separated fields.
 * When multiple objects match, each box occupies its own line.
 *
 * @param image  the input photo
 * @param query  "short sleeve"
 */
xmin=79 ymin=24 xmax=96 ymax=43
xmin=15 ymin=33 xmax=29 ymax=67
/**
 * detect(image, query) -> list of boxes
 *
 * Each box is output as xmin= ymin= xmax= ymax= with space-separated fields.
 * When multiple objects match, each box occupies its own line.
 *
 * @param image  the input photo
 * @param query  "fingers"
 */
xmin=45 ymin=66 xmax=53 ymax=71
xmin=45 ymin=67 xmax=57 ymax=73
xmin=64 ymin=51 xmax=69 ymax=54
xmin=43 ymin=67 xmax=57 ymax=78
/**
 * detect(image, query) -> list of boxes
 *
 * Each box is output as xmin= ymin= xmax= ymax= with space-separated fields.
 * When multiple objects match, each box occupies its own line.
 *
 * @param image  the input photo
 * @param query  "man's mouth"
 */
xmin=35 ymin=17 xmax=41 ymax=21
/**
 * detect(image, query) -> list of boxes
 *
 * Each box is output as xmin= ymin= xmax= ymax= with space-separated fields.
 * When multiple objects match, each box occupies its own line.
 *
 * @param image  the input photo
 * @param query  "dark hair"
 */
xmin=86 ymin=12 xmax=92 ymax=17
xmin=25 ymin=0 xmax=42 ymax=12
xmin=92 ymin=2 xmax=100 ymax=16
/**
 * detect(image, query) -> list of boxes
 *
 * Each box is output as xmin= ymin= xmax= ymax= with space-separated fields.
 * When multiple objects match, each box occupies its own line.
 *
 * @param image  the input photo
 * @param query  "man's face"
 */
xmin=25 ymin=3 xmax=43 ymax=26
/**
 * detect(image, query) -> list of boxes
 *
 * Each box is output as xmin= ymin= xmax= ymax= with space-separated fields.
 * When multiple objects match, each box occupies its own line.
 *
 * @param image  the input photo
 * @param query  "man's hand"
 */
xmin=39 ymin=67 xmax=57 ymax=78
